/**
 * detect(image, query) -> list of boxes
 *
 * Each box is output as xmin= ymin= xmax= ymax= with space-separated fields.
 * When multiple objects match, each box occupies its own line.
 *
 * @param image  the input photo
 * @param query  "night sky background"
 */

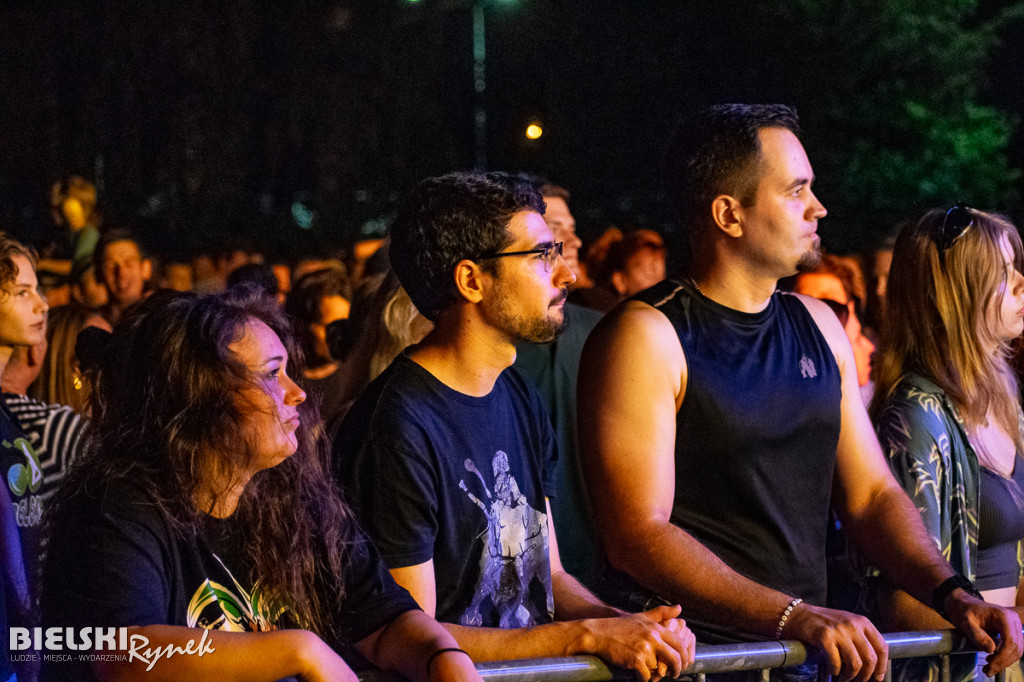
xmin=2 ymin=1 xmax=1023 ymax=265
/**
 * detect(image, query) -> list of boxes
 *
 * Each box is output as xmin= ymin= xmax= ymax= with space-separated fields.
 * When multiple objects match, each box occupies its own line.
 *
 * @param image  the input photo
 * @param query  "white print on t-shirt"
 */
xmin=800 ymin=354 xmax=817 ymax=379
xmin=458 ymin=450 xmax=553 ymax=628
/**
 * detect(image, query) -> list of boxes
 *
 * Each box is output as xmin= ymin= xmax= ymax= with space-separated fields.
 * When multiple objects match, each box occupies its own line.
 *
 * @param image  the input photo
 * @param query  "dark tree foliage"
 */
xmin=0 ymin=1 xmax=1021 ymax=258
xmin=770 ymin=0 xmax=1024 ymax=251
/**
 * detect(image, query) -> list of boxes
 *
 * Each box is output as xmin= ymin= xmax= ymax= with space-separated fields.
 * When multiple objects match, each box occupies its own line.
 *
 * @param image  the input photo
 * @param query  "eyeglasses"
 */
xmin=476 ymin=242 xmax=564 ymax=273
xmin=933 ymin=205 xmax=974 ymax=263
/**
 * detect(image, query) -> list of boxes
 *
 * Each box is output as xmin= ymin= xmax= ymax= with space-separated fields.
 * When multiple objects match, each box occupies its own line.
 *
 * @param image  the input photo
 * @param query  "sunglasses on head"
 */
xmin=932 ymin=205 xmax=974 ymax=263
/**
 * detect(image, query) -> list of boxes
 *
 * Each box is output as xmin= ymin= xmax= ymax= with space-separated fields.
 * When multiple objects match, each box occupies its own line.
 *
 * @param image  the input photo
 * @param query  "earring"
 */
xmin=73 ymin=375 xmax=83 ymax=390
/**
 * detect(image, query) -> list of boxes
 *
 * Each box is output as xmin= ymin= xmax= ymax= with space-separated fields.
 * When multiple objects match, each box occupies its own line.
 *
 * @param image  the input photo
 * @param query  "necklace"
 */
xmin=688 ymin=276 xmax=705 ymax=296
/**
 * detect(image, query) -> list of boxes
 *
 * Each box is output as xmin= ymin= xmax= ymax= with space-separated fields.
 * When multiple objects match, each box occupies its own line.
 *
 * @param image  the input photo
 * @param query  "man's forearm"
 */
xmin=362 ymin=610 xmax=475 ymax=682
xmin=606 ymin=518 xmax=795 ymax=639
xmin=844 ymin=482 xmax=1024 ymax=678
xmin=439 ymin=620 xmax=588 ymax=661
xmin=840 ymin=483 xmax=953 ymax=606
xmin=551 ymin=568 xmax=623 ymax=620
xmin=440 ymin=606 xmax=694 ymax=679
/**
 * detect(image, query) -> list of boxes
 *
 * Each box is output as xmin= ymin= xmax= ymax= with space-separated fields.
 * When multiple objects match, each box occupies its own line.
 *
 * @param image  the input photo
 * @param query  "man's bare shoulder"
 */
xmin=591 ymin=299 xmax=679 ymax=347
xmin=582 ymin=299 xmax=686 ymax=403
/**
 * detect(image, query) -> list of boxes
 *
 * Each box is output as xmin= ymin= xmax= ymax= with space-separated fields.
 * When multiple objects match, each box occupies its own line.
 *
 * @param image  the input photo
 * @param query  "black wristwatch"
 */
xmin=932 ymin=574 xmax=983 ymax=619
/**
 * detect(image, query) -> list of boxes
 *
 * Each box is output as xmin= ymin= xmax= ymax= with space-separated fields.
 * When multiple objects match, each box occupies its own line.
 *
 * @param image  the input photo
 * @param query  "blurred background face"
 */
xmin=793 ymin=271 xmax=848 ymax=305
xmin=543 ymin=196 xmax=582 ymax=279
xmin=310 ymin=294 xmax=350 ymax=362
xmin=101 ymin=240 xmax=150 ymax=305
xmin=844 ymin=310 xmax=875 ymax=387
xmin=613 ymin=248 xmax=666 ymax=297
xmin=793 ymin=270 xmax=874 ymax=386
xmin=161 ymin=263 xmax=194 ymax=292
xmin=272 ymin=264 xmax=292 ymax=304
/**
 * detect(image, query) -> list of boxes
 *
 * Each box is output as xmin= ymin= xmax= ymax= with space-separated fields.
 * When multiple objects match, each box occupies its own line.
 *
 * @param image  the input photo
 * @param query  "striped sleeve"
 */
xmin=1 ymin=393 xmax=89 ymax=499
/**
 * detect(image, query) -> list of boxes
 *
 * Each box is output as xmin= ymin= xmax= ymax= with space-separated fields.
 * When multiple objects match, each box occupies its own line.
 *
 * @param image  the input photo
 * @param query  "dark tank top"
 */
xmin=976 ymin=463 xmax=1024 ymax=591
xmin=634 ymin=278 xmax=842 ymax=642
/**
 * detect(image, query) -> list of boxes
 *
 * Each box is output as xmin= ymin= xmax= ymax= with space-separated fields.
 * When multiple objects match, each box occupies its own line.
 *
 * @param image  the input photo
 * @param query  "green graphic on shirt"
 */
xmin=4 ymin=437 xmax=43 ymax=497
xmin=186 ymin=553 xmax=283 ymax=632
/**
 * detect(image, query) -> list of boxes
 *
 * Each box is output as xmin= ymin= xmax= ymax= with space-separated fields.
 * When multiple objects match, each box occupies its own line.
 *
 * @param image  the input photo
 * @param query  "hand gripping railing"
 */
xmin=357 ymin=629 xmax=1011 ymax=681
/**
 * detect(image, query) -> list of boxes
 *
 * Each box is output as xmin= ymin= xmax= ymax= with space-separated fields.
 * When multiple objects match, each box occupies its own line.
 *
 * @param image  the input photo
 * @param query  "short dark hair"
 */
xmin=94 ymin=228 xmax=146 ymax=271
xmin=285 ymin=267 xmax=350 ymax=327
xmin=665 ymin=104 xmax=800 ymax=242
xmin=0 ymin=232 xmax=36 ymax=290
xmin=539 ymin=183 xmax=571 ymax=203
xmin=227 ymin=263 xmax=279 ymax=299
xmin=388 ymin=172 xmax=544 ymax=320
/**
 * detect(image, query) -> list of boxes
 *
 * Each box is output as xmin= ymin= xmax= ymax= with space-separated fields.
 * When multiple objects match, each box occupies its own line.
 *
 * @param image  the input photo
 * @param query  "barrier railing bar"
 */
xmin=356 ymin=629 xmax=1010 ymax=681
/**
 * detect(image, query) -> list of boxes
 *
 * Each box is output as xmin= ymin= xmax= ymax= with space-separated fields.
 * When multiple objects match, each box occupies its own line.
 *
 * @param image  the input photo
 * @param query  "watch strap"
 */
xmin=932 ymin=574 xmax=982 ymax=619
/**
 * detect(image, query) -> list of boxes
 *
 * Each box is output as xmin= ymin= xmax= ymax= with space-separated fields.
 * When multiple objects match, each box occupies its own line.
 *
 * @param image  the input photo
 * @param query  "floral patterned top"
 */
xmin=870 ymin=372 xmax=1024 ymax=682
xmin=877 ymin=374 xmax=980 ymax=579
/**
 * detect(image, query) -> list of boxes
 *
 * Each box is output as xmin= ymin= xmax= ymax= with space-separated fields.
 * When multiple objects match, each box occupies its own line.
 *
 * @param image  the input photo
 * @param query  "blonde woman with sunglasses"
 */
xmin=869 ymin=206 xmax=1024 ymax=681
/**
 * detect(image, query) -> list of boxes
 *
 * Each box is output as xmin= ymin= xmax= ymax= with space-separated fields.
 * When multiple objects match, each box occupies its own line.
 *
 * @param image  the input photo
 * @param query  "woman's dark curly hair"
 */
xmin=55 ymin=285 xmax=354 ymax=641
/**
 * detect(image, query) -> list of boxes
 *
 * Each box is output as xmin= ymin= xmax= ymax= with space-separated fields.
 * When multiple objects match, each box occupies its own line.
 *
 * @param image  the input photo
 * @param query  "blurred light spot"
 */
xmin=362 ymin=217 xmax=388 ymax=236
xmin=327 ymin=6 xmax=352 ymax=32
xmin=291 ymin=202 xmax=315 ymax=229
xmin=526 ymin=123 xmax=543 ymax=140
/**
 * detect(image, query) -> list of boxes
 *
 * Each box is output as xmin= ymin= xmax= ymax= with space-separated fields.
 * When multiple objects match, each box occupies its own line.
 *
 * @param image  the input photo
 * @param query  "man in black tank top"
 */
xmin=578 ymin=104 xmax=1023 ymax=681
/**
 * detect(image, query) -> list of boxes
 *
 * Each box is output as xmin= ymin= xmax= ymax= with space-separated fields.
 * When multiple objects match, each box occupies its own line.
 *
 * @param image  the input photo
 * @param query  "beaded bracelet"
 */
xmin=426 ymin=647 xmax=472 ymax=677
xmin=775 ymin=597 xmax=803 ymax=640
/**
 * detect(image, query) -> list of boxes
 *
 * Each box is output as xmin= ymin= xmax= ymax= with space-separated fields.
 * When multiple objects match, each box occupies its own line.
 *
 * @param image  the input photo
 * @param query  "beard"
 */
xmin=795 ymin=235 xmax=823 ymax=273
xmin=492 ymin=286 xmax=569 ymax=344
xmin=510 ymin=312 xmax=567 ymax=344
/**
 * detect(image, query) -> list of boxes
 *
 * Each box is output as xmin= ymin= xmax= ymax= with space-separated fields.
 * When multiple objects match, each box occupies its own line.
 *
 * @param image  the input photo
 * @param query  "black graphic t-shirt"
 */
xmin=0 ymin=397 xmax=50 ymax=616
xmin=335 ymin=353 xmax=557 ymax=628
xmin=41 ymin=477 xmax=417 ymax=681
xmin=0 ymin=402 xmax=29 ymax=681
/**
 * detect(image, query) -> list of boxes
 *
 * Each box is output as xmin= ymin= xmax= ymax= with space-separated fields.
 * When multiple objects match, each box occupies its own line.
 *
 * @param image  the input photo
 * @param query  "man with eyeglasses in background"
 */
xmin=513 ymin=180 xmax=606 ymax=590
xmin=334 ymin=172 xmax=695 ymax=682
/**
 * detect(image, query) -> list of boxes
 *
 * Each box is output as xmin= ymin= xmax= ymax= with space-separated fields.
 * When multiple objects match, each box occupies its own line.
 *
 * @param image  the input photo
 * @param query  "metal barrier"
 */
xmin=357 ymin=629 xmax=1003 ymax=681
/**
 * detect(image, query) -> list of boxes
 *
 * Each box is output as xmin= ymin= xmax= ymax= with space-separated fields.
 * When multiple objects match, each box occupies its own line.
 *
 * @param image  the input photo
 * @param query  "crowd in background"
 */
xmin=23 ymin=174 xmax=905 ymax=438
xmin=4 ymin=99 xmax=1024 ymax=682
